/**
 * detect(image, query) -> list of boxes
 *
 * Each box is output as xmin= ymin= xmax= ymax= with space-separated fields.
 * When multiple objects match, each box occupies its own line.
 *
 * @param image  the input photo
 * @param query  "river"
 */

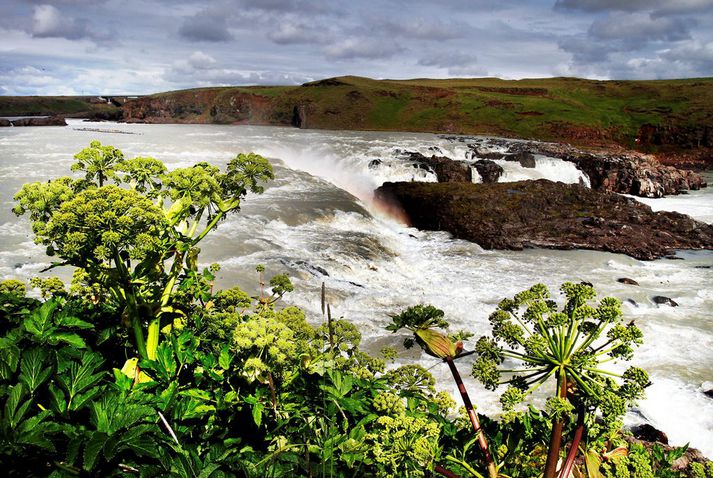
xmin=1 ymin=120 xmax=711 ymax=456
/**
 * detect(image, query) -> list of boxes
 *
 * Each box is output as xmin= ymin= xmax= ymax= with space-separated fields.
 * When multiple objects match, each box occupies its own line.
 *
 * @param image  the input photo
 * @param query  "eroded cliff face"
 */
xmin=122 ymin=90 xmax=280 ymax=125
xmin=375 ymin=179 xmax=713 ymax=261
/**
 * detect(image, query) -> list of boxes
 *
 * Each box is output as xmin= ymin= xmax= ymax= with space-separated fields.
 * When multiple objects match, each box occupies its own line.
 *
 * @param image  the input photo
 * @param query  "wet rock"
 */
xmin=452 ymin=139 xmax=708 ymax=198
xmin=368 ymin=159 xmax=383 ymax=169
xmin=625 ymin=299 xmax=639 ymax=307
xmin=631 ymin=424 xmax=669 ymax=444
xmin=473 ymin=160 xmax=503 ymax=183
xmin=402 ymin=152 xmax=472 ymax=182
xmin=503 ymin=151 xmax=537 ymax=168
xmin=703 ymin=389 xmax=713 ymax=399
xmin=0 ymin=118 xmax=11 ymax=127
xmin=374 ymin=179 xmax=713 ymax=261
xmin=652 ymin=296 xmax=679 ymax=307
xmin=8 ymin=116 xmax=67 ymax=126
xmin=618 ymin=278 xmax=640 ymax=286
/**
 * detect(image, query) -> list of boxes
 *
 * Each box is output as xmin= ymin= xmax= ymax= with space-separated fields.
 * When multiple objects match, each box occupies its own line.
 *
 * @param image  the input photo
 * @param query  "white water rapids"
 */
xmin=1 ymin=120 xmax=711 ymax=456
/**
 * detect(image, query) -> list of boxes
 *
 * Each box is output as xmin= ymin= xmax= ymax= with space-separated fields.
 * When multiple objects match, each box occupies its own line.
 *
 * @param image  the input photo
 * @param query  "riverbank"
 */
xmin=3 ymin=76 xmax=712 ymax=168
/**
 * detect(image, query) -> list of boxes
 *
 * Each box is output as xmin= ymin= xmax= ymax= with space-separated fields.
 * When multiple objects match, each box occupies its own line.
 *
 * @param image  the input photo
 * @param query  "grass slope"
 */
xmin=0 ymin=96 xmax=122 ymax=119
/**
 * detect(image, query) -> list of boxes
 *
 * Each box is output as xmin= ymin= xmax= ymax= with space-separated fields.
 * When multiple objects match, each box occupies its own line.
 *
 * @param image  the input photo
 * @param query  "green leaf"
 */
xmin=48 ymin=384 xmax=67 ymax=414
xmin=218 ymin=347 xmax=231 ymax=370
xmin=0 ymin=342 xmax=21 ymax=380
xmin=19 ymin=348 xmax=52 ymax=393
xmin=54 ymin=332 xmax=87 ymax=349
xmin=83 ymin=431 xmax=108 ymax=471
xmin=24 ymin=300 xmax=59 ymax=338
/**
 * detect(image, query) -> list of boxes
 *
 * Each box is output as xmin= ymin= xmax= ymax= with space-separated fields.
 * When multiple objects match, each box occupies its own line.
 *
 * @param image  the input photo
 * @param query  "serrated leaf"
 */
xmin=54 ymin=332 xmax=87 ymax=349
xmin=57 ymin=315 xmax=93 ymax=330
xmin=83 ymin=431 xmax=108 ymax=471
xmin=218 ymin=347 xmax=231 ymax=370
xmin=0 ymin=342 xmax=20 ymax=380
xmin=48 ymin=384 xmax=67 ymax=414
xmin=19 ymin=348 xmax=52 ymax=393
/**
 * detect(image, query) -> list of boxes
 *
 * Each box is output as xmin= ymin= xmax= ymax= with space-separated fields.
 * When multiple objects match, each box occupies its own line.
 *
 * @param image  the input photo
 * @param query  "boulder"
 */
xmin=0 ymin=118 xmax=11 ymax=127
xmin=375 ymin=179 xmax=713 ymax=260
xmin=703 ymin=389 xmax=713 ymax=399
xmin=473 ymin=160 xmax=503 ymax=183
xmin=618 ymin=278 xmax=640 ymax=286
xmin=402 ymin=152 xmax=472 ymax=182
xmin=503 ymin=151 xmax=537 ymax=168
xmin=368 ymin=159 xmax=382 ymax=169
xmin=652 ymin=296 xmax=679 ymax=307
xmin=631 ymin=424 xmax=669 ymax=444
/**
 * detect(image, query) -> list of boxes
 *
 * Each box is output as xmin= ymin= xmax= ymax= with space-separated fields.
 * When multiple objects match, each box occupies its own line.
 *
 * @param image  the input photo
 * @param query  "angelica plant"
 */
xmin=13 ymin=142 xmax=273 ymax=360
xmin=472 ymin=283 xmax=649 ymax=478
xmin=388 ymin=305 xmax=498 ymax=478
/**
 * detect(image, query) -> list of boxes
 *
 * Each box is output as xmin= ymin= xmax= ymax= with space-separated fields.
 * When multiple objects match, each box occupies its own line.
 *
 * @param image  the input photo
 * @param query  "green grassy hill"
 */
xmin=4 ymin=76 xmax=713 ymax=157
xmin=121 ymin=76 xmax=713 ymax=155
xmin=0 ymin=96 xmax=122 ymax=119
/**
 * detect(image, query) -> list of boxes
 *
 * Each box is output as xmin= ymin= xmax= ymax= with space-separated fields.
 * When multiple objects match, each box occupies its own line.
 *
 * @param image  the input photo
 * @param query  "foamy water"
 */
xmin=1 ymin=120 xmax=711 ymax=456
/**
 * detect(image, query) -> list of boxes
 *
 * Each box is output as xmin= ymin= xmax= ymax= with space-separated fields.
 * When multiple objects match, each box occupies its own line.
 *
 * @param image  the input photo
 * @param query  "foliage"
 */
xmin=3 ymin=143 xmax=707 ymax=477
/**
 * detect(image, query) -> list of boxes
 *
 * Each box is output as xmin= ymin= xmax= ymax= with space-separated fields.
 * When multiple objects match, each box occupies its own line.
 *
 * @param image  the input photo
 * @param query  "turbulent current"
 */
xmin=1 ymin=120 xmax=712 ymax=456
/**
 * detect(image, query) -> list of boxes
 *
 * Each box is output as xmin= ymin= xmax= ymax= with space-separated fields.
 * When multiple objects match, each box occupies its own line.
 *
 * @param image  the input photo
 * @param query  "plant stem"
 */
xmin=444 ymin=357 xmax=498 ymax=478
xmin=543 ymin=371 xmax=568 ymax=478
xmin=434 ymin=465 xmax=463 ymax=478
xmin=558 ymin=405 xmax=585 ymax=478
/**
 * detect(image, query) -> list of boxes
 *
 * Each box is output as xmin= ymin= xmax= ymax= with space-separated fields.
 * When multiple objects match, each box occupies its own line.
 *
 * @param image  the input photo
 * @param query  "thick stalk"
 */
xmin=434 ymin=465 xmax=463 ymax=478
xmin=543 ymin=371 xmax=568 ymax=478
xmin=113 ymin=250 xmax=147 ymax=359
xmin=444 ymin=357 xmax=498 ymax=478
xmin=558 ymin=406 xmax=585 ymax=478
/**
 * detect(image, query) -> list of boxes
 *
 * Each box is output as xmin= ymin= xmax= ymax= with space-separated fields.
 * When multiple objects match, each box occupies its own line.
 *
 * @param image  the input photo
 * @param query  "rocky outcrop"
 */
xmin=0 ymin=116 xmax=67 ymax=127
xmin=445 ymin=137 xmax=708 ymax=198
xmin=402 ymin=152 xmax=472 ymax=182
xmin=473 ymin=160 xmax=503 ymax=183
xmin=375 ymin=179 xmax=713 ymax=260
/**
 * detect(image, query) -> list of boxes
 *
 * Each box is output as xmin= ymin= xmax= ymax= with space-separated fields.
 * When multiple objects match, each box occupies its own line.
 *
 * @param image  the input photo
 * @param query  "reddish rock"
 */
xmin=375 ymin=179 xmax=713 ymax=261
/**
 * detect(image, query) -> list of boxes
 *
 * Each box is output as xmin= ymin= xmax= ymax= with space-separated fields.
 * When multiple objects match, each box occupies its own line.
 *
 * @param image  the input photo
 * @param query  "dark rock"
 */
xmin=292 ymin=104 xmax=309 ymax=128
xmin=0 ymin=118 xmax=11 ymax=127
xmin=618 ymin=278 xmax=640 ymax=286
xmin=652 ymin=296 xmax=679 ymax=307
xmin=402 ymin=152 xmax=472 ymax=182
xmin=703 ymin=389 xmax=713 ymax=399
xmin=631 ymin=424 xmax=669 ymax=444
xmin=625 ymin=299 xmax=639 ymax=307
xmin=461 ymin=140 xmax=708 ymax=198
xmin=368 ymin=159 xmax=383 ymax=169
xmin=374 ymin=179 xmax=713 ymax=261
xmin=473 ymin=160 xmax=503 ymax=183
xmin=695 ymin=265 xmax=712 ymax=269
xmin=503 ymin=151 xmax=537 ymax=168
xmin=9 ymin=116 xmax=67 ymax=126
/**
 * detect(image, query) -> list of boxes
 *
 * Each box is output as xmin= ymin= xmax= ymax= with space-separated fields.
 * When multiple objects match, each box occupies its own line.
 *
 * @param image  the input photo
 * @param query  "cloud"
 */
xmin=418 ymin=52 xmax=487 ymax=76
xmin=30 ymin=4 xmax=110 ymax=42
xmin=178 ymin=8 xmax=233 ymax=42
xmin=267 ymin=20 xmax=332 ymax=45
xmin=378 ymin=17 xmax=470 ymax=41
xmin=589 ymin=13 xmax=693 ymax=45
xmin=165 ymin=50 xmax=312 ymax=86
xmin=324 ymin=37 xmax=403 ymax=60
xmin=554 ymin=0 xmax=713 ymax=15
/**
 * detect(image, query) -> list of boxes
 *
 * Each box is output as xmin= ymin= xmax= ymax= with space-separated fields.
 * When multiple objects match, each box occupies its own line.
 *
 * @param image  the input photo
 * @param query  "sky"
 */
xmin=2 ymin=0 xmax=713 ymax=95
